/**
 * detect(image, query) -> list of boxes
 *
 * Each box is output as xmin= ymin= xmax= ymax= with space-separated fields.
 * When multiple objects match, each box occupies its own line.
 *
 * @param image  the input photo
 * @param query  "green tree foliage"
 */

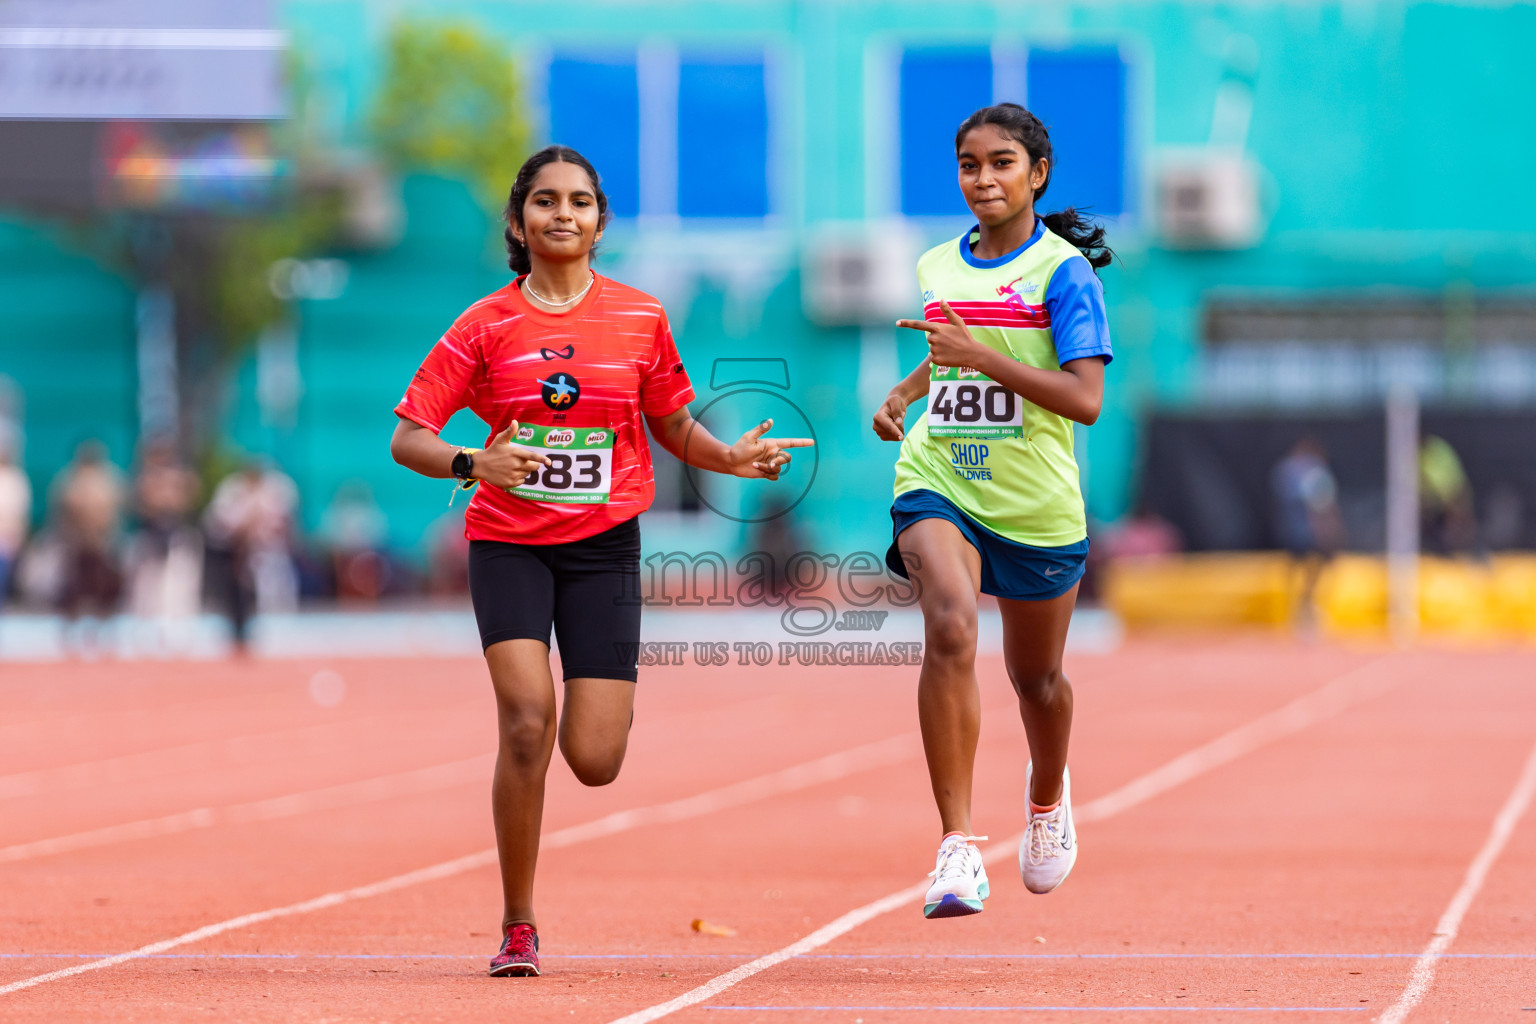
xmin=371 ymin=19 xmax=531 ymax=208
xmin=198 ymin=53 xmax=345 ymax=362
xmin=200 ymin=190 xmax=342 ymax=363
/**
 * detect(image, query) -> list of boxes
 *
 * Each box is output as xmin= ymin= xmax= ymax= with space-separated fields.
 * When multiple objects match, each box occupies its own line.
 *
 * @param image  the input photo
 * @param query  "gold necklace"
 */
xmin=524 ymin=272 xmax=594 ymax=308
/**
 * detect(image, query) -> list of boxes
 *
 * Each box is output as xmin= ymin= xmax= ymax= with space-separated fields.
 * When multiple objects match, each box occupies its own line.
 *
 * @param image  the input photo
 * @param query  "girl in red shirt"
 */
xmin=391 ymin=146 xmax=810 ymax=977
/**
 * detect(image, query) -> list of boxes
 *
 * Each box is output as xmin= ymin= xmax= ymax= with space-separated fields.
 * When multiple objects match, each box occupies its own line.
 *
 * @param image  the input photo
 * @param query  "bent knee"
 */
xmin=925 ymin=606 xmax=978 ymax=660
xmin=1010 ymin=667 xmax=1066 ymax=706
xmin=565 ymin=747 xmax=625 ymax=787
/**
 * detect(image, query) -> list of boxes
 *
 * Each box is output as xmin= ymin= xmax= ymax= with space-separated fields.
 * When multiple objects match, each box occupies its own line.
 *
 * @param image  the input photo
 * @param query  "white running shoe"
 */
xmin=1019 ymin=763 xmax=1078 ymax=894
xmin=923 ymin=833 xmax=990 ymax=918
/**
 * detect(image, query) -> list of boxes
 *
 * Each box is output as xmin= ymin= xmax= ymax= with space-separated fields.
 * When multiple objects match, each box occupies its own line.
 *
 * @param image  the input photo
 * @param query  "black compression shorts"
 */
xmin=467 ymin=517 xmax=642 ymax=682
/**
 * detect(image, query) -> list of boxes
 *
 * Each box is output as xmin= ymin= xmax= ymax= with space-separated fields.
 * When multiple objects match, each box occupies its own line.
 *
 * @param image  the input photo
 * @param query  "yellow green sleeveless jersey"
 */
xmin=892 ymin=218 xmax=1113 ymax=547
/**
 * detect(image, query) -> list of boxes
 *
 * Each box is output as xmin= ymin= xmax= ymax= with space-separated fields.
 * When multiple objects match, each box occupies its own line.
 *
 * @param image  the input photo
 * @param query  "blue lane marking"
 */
xmin=0 ymin=952 xmax=1531 ymax=960
xmin=701 ymin=1007 xmax=1369 ymax=1013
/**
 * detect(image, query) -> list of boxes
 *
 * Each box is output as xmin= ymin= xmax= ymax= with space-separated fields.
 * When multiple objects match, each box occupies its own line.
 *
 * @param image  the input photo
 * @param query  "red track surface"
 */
xmin=1 ymin=638 xmax=1533 ymax=1022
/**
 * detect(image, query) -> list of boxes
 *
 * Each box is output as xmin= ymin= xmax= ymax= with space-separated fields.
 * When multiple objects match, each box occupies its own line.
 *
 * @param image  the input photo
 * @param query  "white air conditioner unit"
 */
xmin=802 ymin=222 xmax=923 ymax=326
xmin=1155 ymin=150 xmax=1264 ymax=250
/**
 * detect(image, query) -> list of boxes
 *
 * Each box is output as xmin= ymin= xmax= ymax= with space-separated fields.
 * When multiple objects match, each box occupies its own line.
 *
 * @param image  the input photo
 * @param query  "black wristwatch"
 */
xmin=451 ymin=448 xmax=475 ymax=481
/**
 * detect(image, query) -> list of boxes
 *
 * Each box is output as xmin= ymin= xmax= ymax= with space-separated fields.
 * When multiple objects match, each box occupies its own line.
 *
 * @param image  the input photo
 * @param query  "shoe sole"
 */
xmin=488 ymin=963 xmax=541 ymax=977
xmin=923 ymin=880 xmax=989 ymax=918
xmin=924 ymin=894 xmax=983 ymax=918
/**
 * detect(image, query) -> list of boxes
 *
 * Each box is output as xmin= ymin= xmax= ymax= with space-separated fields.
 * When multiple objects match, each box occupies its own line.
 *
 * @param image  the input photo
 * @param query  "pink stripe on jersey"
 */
xmin=925 ymin=299 xmax=1050 ymax=328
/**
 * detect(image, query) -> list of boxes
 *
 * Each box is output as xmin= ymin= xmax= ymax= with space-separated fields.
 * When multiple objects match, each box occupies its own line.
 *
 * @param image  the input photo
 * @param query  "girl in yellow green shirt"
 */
xmin=871 ymin=102 xmax=1114 ymax=919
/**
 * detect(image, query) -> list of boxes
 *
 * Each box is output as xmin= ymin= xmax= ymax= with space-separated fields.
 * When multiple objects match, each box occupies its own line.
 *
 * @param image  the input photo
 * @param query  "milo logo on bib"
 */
xmin=507 ymin=424 xmax=615 ymax=505
xmin=927 ymin=364 xmax=1024 ymax=439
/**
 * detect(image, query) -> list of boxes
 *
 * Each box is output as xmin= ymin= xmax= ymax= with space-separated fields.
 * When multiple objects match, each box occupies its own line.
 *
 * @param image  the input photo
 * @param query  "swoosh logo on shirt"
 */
xmin=1043 ymin=566 xmax=1067 ymax=577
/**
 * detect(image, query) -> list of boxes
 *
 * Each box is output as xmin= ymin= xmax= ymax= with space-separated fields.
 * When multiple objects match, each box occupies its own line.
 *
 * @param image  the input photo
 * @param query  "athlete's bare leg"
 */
xmin=485 ymin=640 xmax=637 ymax=928
xmin=558 ymin=677 xmax=636 ymax=787
xmin=485 ymin=638 xmax=558 ymax=929
xmin=897 ymin=518 xmax=984 ymax=837
xmin=997 ymin=584 xmax=1078 ymax=806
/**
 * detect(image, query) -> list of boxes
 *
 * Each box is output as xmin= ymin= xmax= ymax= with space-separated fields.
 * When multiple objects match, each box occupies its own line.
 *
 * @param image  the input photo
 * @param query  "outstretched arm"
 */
xmin=645 ymin=406 xmax=812 ymax=482
xmin=896 ymin=300 xmax=1105 ymax=425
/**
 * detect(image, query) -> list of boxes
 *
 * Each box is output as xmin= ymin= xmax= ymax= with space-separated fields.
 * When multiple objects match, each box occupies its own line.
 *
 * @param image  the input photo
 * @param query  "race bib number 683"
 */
xmin=510 ymin=424 xmax=614 ymax=504
xmin=927 ymin=366 xmax=1024 ymax=439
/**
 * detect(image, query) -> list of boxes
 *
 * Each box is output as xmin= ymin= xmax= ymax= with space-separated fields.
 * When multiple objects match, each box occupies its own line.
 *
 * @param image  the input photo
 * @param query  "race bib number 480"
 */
xmin=510 ymin=424 xmax=614 ymax=504
xmin=927 ymin=366 xmax=1024 ymax=439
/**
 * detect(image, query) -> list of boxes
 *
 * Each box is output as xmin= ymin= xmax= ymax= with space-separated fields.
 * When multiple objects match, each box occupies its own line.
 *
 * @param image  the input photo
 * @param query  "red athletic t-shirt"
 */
xmin=395 ymin=274 xmax=695 ymax=545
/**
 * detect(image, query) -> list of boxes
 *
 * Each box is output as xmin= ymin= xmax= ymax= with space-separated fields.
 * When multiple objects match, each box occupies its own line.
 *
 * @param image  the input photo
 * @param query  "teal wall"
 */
xmin=5 ymin=0 xmax=1536 ymax=555
xmin=0 ymin=222 xmax=137 ymax=510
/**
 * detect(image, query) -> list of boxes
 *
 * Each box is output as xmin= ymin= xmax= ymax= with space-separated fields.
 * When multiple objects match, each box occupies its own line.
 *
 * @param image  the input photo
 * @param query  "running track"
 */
xmin=1 ymin=638 xmax=1533 ymax=1022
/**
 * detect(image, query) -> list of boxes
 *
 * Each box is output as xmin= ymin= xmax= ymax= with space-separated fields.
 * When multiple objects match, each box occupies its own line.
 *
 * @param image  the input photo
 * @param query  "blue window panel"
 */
xmin=547 ymin=57 xmax=640 ymax=218
xmin=677 ymin=59 xmax=768 ymax=218
xmin=900 ymin=48 xmax=992 ymax=217
xmin=1025 ymin=49 xmax=1127 ymax=218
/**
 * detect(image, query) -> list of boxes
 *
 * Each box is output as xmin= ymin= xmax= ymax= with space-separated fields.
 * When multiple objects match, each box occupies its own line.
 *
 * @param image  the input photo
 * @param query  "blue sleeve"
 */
xmin=1044 ymin=256 xmax=1113 ymax=366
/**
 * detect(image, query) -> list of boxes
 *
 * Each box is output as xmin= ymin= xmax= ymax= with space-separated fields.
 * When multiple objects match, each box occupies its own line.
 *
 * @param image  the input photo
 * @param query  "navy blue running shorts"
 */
xmin=885 ymin=489 xmax=1088 ymax=601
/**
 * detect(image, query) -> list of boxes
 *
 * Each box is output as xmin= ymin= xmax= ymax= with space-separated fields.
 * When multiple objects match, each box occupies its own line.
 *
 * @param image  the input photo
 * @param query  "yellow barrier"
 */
xmin=1492 ymin=557 xmax=1536 ymax=634
xmin=1104 ymin=554 xmax=1536 ymax=639
xmin=1103 ymin=553 xmax=1292 ymax=630
xmin=1314 ymin=555 xmax=1386 ymax=635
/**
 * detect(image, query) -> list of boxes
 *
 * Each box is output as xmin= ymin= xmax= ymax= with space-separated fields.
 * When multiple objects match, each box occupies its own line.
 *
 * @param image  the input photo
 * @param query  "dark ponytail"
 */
xmin=503 ymin=145 xmax=610 ymax=275
xmin=954 ymin=102 xmax=1115 ymax=273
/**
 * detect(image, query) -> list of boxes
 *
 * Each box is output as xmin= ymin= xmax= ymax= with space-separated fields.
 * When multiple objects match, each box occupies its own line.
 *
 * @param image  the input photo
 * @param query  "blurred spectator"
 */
xmin=746 ymin=496 xmax=804 ymax=601
xmin=1271 ymin=438 xmax=1343 ymax=630
xmin=0 ymin=424 xmax=31 ymax=608
xmin=203 ymin=459 xmax=299 ymax=650
xmin=124 ymin=439 xmax=202 ymax=625
xmin=320 ymin=479 xmax=390 ymax=602
xmin=1481 ymin=482 xmax=1524 ymax=552
xmin=1085 ymin=505 xmax=1182 ymax=605
xmin=1419 ymin=435 xmax=1476 ymax=555
xmin=424 ymin=505 xmax=471 ymax=597
xmin=1098 ymin=505 xmax=1182 ymax=561
xmin=50 ymin=440 xmax=127 ymax=624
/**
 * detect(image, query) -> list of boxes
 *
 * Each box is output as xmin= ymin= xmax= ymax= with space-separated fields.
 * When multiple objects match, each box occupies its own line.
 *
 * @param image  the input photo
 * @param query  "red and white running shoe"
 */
xmin=488 ymin=922 xmax=540 ymax=977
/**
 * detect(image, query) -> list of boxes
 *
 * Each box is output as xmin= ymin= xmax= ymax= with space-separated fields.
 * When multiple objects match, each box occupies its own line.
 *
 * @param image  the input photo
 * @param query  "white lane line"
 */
xmin=606 ymin=658 xmax=1396 ymax=1024
xmin=0 ymin=700 xmax=483 ymax=803
xmin=1071 ymin=655 xmax=1398 ymax=826
xmin=0 ymin=729 xmax=924 ymax=997
xmin=0 ymin=754 xmax=494 ymax=864
xmin=0 ymin=694 xmax=795 ymax=862
xmin=612 ymin=882 xmax=932 ymax=1023
xmin=1376 ymin=737 xmax=1536 ymax=1024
